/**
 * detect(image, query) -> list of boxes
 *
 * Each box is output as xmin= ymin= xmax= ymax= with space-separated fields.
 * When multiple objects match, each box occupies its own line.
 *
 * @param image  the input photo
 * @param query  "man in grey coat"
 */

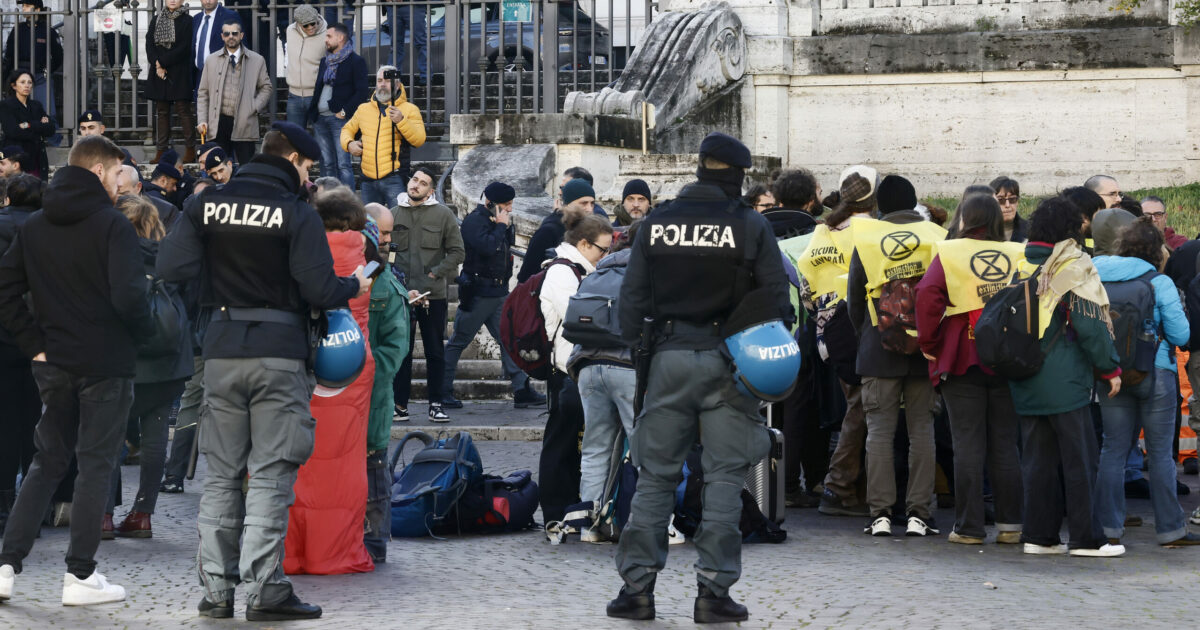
xmin=195 ymin=18 xmax=271 ymax=166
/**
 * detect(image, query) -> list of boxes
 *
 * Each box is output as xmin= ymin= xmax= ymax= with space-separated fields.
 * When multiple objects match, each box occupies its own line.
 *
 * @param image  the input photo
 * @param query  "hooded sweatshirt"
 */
xmin=286 ymin=17 xmax=327 ymax=96
xmin=1092 ymin=254 xmax=1189 ymax=373
xmin=0 ymin=166 xmax=153 ymax=376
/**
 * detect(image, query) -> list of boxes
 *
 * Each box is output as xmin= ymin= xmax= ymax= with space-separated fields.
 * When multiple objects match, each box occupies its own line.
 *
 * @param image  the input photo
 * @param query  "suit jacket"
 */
xmin=305 ymin=52 xmax=369 ymax=123
xmin=196 ymin=46 xmax=271 ymax=142
xmin=191 ymin=5 xmax=241 ymax=74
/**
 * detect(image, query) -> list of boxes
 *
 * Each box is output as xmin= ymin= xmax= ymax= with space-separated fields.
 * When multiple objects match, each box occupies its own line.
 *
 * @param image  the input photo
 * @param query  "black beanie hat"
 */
xmin=483 ymin=181 xmax=516 ymax=204
xmin=876 ymin=175 xmax=918 ymax=215
xmin=621 ymin=179 xmax=652 ymax=202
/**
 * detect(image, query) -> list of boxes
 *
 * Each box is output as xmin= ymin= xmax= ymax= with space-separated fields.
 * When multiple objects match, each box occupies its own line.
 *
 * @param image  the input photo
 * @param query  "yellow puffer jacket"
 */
xmin=340 ymin=84 xmax=426 ymax=180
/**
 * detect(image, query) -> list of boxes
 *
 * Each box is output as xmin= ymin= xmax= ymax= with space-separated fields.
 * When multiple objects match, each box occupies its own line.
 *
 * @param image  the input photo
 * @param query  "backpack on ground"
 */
xmin=876 ymin=276 xmax=922 ymax=354
xmin=389 ymin=431 xmax=484 ymax=537
xmin=545 ymin=432 xmax=637 ymax=544
xmin=562 ymin=262 xmax=626 ymax=348
xmin=976 ymin=267 xmax=1065 ymax=380
xmin=673 ymin=449 xmax=786 ymax=544
xmin=1104 ymin=271 xmax=1159 ymax=387
xmin=444 ymin=470 xmax=539 ymax=534
xmin=499 ymin=258 xmax=584 ymax=380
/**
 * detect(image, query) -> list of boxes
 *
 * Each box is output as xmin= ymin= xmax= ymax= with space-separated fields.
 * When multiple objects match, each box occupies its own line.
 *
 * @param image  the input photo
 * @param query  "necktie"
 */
xmin=196 ymin=14 xmax=210 ymax=69
xmin=229 ymin=54 xmax=237 ymax=68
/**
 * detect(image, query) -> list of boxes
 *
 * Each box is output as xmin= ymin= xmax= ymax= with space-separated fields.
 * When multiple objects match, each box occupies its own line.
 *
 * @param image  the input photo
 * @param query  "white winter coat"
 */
xmin=539 ymin=243 xmax=595 ymax=373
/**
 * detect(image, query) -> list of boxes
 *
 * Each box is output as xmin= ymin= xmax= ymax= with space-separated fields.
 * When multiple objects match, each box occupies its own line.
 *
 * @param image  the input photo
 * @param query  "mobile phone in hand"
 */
xmin=408 ymin=290 xmax=431 ymax=305
xmin=363 ymin=261 xmax=382 ymax=279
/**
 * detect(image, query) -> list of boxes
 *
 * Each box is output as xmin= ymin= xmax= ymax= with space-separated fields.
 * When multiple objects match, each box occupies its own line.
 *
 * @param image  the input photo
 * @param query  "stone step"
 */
xmin=413 ymin=358 xmax=500 ymax=380
xmin=410 ymin=378 xmax=545 ymax=400
xmin=413 ymin=336 xmax=492 ymax=360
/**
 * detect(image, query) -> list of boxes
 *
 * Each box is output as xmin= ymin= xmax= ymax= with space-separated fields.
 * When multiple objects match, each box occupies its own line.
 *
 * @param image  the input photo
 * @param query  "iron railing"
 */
xmin=0 ymin=0 xmax=654 ymax=146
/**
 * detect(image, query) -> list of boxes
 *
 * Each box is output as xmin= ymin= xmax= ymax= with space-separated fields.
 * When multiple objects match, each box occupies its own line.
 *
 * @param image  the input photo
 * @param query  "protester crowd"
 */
xmin=0 ymin=15 xmax=1197 ymax=617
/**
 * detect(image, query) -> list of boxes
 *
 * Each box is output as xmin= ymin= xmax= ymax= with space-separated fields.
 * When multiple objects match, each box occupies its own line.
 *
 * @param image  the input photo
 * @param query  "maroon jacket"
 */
xmin=915 ymin=255 xmax=990 ymax=387
xmin=1165 ymin=227 xmax=1188 ymax=251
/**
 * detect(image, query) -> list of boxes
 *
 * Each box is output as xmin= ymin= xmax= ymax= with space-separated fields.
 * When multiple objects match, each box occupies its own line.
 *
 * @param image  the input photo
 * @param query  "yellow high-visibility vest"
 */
xmin=852 ymin=217 xmax=946 ymax=325
xmin=935 ymin=240 xmax=1027 ymax=317
xmin=796 ymin=224 xmax=853 ymax=302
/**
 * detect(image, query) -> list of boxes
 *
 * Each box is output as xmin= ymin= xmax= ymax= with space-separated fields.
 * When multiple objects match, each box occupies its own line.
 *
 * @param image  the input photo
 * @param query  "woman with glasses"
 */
xmin=989 ymin=176 xmax=1028 ymax=243
xmin=537 ymin=212 xmax=615 ymax=531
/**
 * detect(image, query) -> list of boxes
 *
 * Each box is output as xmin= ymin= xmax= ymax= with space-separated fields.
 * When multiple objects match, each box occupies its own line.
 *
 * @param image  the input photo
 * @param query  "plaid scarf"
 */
xmin=322 ymin=42 xmax=354 ymax=85
xmin=153 ymin=5 xmax=187 ymax=47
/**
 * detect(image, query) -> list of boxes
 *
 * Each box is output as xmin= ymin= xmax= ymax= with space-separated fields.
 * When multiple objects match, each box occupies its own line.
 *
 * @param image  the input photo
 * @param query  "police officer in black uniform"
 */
xmin=158 ymin=121 xmax=368 ymax=621
xmin=608 ymin=132 xmax=793 ymax=624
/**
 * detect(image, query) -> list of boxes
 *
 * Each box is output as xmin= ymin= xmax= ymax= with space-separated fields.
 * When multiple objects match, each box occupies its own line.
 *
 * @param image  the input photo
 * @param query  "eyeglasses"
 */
xmin=996 ymin=196 xmax=1020 ymax=205
xmin=1144 ymin=211 xmax=1166 ymax=218
xmin=221 ymin=30 xmax=241 ymax=36
xmin=754 ymin=202 xmax=775 ymax=210
xmin=301 ymin=21 xmax=318 ymax=28
xmin=1100 ymin=190 xmax=1122 ymax=198
xmin=585 ymin=239 xmax=609 ymax=253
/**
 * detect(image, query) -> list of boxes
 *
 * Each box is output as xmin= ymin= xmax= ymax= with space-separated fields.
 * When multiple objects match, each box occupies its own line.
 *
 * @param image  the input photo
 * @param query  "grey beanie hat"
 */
xmin=293 ymin=4 xmax=321 ymax=26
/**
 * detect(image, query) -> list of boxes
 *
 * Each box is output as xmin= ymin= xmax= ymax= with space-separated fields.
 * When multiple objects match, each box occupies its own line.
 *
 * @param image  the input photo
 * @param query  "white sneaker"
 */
xmin=428 ymin=405 xmax=450 ymax=423
xmin=0 ymin=564 xmax=14 ymax=600
xmin=1069 ymin=543 xmax=1126 ymax=558
xmin=62 ymin=571 xmax=126 ymax=606
xmin=1023 ymin=543 xmax=1068 ymax=555
xmin=667 ymin=516 xmax=686 ymax=545
xmin=864 ymin=515 xmax=892 ymax=536
xmin=906 ymin=515 xmax=940 ymax=537
xmin=1190 ymin=506 xmax=1200 ymax=525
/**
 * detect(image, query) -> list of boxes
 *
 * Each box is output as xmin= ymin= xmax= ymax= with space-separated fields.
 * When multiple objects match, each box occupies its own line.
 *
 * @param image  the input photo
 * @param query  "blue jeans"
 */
xmin=361 ymin=170 xmax=409 ymax=206
xmin=1095 ymin=368 xmax=1188 ymax=542
xmin=312 ymin=115 xmax=355 ymax=188
xmin=443 ymin=293 xmax=527 ymax=395
xmin=285 ymin=95 xmax=312 ymax=128
xmin=389 ymin=4 xmax=428 ymax=80
xmin=577 ymin=363 xmax=637 ymax=506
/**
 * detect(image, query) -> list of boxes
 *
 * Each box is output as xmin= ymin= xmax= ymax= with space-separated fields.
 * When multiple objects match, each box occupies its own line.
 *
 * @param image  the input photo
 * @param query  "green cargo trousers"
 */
xmin=615 ymin=349 xmax=769 ymax=597
xmin=196 ymin=357 xmax=315 ymax=608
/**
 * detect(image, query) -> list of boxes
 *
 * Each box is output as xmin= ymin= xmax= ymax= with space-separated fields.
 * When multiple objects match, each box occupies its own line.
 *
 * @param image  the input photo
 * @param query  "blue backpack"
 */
xmin=389 ymin=431 xmax=483 ymax=537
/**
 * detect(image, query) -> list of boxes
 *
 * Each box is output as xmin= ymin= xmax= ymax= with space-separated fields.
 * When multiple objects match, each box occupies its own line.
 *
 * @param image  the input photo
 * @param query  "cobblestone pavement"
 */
xmin=2 ymin=439 xmax=1200 ymax=629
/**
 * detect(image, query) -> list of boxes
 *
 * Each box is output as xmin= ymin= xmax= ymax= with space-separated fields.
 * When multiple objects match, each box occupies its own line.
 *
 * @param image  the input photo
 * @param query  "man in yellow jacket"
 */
xmin=340 ymin=65 xmax=426 ymax=206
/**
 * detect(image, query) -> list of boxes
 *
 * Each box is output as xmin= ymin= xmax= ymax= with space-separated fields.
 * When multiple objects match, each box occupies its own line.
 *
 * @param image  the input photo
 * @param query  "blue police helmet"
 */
xmin=313 ymin=308 xmax=366 ymax=397
xmin=723 ymin=320 xmax=801 ymax=402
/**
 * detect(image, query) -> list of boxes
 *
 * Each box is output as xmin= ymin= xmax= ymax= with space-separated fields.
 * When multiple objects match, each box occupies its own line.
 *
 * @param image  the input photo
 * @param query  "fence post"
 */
xmin=445 ymin=0 xmax=459 ymax=116
xmin=62 ymin=0 xmax=79 ymax=140
xmin=540 ymin=0 xmax=556 ymax=113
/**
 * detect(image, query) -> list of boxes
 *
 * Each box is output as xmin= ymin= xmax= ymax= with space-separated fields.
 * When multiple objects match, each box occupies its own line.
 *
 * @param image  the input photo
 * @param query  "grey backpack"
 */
xmin=563 ymin=263 xmax=627 ymax=348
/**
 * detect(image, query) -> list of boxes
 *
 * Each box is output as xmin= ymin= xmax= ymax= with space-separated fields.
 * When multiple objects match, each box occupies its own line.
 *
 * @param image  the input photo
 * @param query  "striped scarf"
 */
xmin=153 ymin=5 xmax=187 ymax=47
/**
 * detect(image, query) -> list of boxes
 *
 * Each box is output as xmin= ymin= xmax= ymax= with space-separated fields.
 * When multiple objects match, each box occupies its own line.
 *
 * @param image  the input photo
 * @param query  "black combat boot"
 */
xmin=694 ymin=583 xmax=748 ymax=624
xmin=606 ymin=577 xmax=655 ymax=620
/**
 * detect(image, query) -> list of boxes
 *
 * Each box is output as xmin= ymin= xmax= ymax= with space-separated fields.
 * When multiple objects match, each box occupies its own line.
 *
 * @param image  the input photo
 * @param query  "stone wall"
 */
xmin=677 ymin=0 xmax=1200 ymax=195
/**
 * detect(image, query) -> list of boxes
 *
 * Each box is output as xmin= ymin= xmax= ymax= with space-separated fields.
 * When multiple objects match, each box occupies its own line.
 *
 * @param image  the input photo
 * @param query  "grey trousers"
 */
xmin=862 ymin=375 xmax=935 ymax=519
xmin=940 ymin=367 xmax=1023 ymax=538
xmin=197 ymin=357 xmax=315 ymax=608
xmin=822 ymin=380 xmax=866 ymax=503
xmin=615 ymin=349 xmax=768 ymax=598
xmin=163 ymin=356 xmax=205 ymax=483
xmin=443 ymin=294 xmax=528 ymax=393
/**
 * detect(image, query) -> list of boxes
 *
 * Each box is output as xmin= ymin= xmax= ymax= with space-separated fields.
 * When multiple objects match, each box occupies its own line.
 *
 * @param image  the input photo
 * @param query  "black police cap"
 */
xmin=205 ymin=148 xmax=229 ymax=171
xmin=270 ymin=121 xmax=321 ymax=162
xmin=483 ymin=182 xmax=515 ymax=204
xmin=78 ymin=109 xmax=104 ymax=125
xmin=698 ymin=132 xmax=752 ymax=169
xmin=152 ymin=160 xmax=182 ymax=181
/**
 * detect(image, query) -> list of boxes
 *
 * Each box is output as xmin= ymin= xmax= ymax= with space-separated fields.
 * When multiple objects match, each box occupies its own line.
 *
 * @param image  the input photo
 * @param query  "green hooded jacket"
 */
xmin=1007 ymin=242 xmax=1120 ymax=417
xmin=367 ymin=267 xmax=410 ymax=452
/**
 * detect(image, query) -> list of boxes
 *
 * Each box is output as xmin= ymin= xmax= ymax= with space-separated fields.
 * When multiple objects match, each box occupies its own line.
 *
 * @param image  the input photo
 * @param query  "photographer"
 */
xmin=443 ymin=182 xmax=544 ymax=409
xmin=341 ymin=65 xmax=425 ymax=206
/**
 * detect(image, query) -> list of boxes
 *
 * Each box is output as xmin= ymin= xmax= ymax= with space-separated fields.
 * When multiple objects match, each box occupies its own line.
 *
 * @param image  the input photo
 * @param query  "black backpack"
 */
xmin=138 ymin=277 xmax=187 ymax=358
xmin=975 ymin=267 xmax=1065 ymax=380
xmin=1104 ymin=271 xmax=1159 ymax=387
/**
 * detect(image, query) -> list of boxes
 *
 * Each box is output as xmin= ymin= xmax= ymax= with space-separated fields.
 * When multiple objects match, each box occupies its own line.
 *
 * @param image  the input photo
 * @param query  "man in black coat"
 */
xmin=0 ymin=136 xmax=153 ymax=606
xmin=443 ymin=182 xmax=545 ymax=409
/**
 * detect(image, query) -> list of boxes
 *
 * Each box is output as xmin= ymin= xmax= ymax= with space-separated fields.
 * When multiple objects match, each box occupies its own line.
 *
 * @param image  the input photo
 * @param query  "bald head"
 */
xmin=365 ymin=202 xmax=394 ymax=245
xmin=116 ymin=165 xmax=142 ymax=197
xmin=1085 ymin=174 xmax=1121 ymax=209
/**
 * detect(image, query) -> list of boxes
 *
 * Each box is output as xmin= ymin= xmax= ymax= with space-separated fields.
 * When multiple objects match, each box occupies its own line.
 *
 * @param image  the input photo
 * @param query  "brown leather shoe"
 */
xmin=151 ymin=150 xmax=165 ymax=165
xmin=101 ymin=513 xmax=115 ymax=540
xmin=115 ymin=511 xmax=152 ymax=539
xmin=182 ymin=147 xmax=197 ymax=164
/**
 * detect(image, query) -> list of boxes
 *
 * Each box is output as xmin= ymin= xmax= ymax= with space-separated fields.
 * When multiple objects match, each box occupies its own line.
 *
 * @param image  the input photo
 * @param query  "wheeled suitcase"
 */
xmin=743 ymin=425 xmax=785 ymax=524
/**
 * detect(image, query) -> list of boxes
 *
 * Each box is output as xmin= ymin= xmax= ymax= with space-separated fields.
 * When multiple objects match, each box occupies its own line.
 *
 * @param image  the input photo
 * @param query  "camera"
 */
xmin=382 ymin=69 xmax=402 ymax=80
xmin=385 ymin=242 xmax=400 ymax=253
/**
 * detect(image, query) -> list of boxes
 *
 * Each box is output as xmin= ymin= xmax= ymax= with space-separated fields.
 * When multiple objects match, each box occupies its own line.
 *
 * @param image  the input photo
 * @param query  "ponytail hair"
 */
xmin=564 ymin=213 xmax=613 ymax=247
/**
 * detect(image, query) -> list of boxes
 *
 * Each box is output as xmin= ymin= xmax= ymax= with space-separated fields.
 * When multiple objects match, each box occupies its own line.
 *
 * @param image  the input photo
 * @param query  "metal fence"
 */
xmin=0 ymin=0 xmax=654 ymax=146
